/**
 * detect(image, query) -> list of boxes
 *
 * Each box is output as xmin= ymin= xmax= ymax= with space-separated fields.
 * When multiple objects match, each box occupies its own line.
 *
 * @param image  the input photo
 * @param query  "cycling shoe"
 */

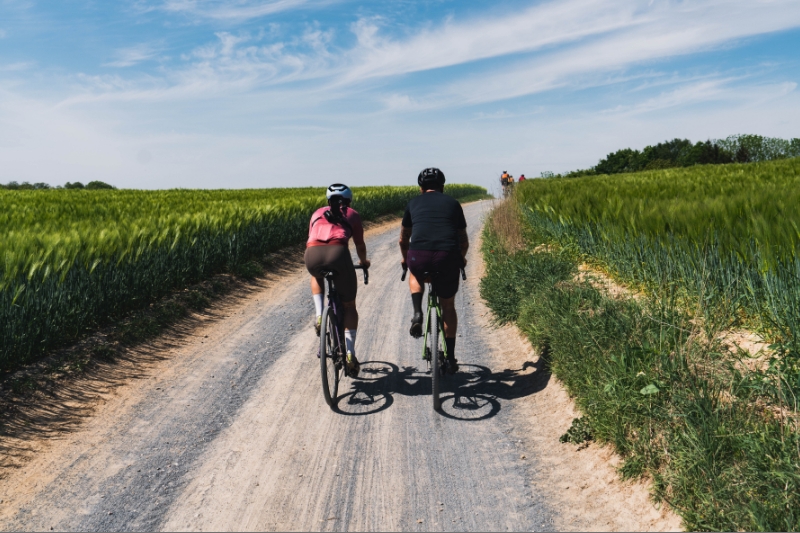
xmin=346 ymin=351 xmax=360 ymax=378
xmin=409 ymin=312 xmax=424 ymax=338
xmin=445 ymin=356 xmax=459 ymax=374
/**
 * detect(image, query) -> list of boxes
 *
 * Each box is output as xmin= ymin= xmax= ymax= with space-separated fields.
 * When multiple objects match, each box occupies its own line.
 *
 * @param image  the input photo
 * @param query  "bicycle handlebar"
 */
xmin=354 ymin=264 xmax=369 ymax=285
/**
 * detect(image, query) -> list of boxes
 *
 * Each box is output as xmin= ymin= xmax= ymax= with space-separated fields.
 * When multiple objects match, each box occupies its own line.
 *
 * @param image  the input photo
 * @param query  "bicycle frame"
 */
xmin=321 ymin=265 xmax=369 ymax=356
xmin=401 ymin=263 xmax=465 ymax=412
xmin=421 ymin=286 xmax=448 ymax=364
xmin=323 ymin=276 xmax=345 ymax=357
xmin=319 ymin=265 xmax=367 ymax=408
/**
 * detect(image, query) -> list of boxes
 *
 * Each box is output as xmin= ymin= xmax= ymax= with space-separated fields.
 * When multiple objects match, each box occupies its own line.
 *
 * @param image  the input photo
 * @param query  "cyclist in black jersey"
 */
xmin=399 ymin=168 xmax=469 ymax=372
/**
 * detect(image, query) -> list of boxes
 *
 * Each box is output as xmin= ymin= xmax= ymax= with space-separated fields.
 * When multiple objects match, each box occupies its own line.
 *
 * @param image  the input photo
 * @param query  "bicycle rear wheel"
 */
xmin=430 ymin=306 xmax=441 ymax=411
xmin=320 ymin=307 xmax=341 ymax=408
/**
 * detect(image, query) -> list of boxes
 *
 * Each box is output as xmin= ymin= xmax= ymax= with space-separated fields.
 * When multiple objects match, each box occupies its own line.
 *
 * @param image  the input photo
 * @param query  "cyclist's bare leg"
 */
xmin=341 ymin=299 xmax=358 ymax=330
xmin=441 ymin=296 xmax=459 ymax=370
xmin=310 ymin=277 xmax=324 ymax=334
xmin=341 ymin=299 xmax=360 ymax=375
xmin=408 ymin=271 xmax=423 ymax=294
xmin=310 ymin=276 xmax=323 ymax=295
xmin=440 ymin=296 xmax=457 ymax=337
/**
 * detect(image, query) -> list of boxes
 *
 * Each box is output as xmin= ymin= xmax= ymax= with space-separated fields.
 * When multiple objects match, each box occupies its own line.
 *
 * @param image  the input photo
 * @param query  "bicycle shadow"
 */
xmin=333 ymin=356 xmax=550 ymax=420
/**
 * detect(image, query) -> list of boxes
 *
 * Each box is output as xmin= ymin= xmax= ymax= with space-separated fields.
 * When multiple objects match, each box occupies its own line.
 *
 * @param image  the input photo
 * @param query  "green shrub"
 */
xmin=85 ymin=180 xmax=115 ymax=190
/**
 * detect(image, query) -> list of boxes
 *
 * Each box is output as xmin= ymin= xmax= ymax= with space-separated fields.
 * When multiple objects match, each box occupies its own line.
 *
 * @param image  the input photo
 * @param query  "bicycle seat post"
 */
xmin=321 ymin=270 xmax=335 ymax=300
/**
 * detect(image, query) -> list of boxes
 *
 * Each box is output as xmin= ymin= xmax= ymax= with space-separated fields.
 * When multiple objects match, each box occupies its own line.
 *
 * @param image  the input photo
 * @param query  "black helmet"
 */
xmin=418 ymin=167 xmax=445 ymax=189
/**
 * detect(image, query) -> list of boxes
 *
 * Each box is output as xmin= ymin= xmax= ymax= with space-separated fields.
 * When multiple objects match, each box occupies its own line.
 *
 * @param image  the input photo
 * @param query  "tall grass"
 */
xmin=0 ymin=185 xmax=485 ymax=370
xmin=480 ymin=205 xmax=800 ymax=531
xmin=515 ymin=158 xmax=800 ymax=396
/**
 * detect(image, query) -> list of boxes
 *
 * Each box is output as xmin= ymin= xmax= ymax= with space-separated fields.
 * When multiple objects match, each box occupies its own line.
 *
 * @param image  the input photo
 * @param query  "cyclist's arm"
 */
xmin=355 ymin=242 xmax=369 ymax=267
xmin=349 ymin=211 xmax=370 ymax=267
xmin=459 ymin=228 xmax=469 ymax=264
xmin=399 ymin=226 xmax=412 ymax=264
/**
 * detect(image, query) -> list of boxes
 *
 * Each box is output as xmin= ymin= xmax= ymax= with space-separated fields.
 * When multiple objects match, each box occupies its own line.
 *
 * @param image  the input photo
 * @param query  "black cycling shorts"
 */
xmin=407 ymin=249 xmax=462 ymax=299
xmin=304 ymin=245 xmax=357 ymax=302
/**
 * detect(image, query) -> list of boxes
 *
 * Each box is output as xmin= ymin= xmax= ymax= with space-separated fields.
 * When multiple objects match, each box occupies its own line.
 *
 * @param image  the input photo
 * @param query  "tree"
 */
xmin=641 ymin=138 xmax=693 ymax=167
xmin=687 ymin=140 xmax=734 ymax=165
xmin=64 ymin=182 xmax=85 ymax=189
xmin=85 ymin=180 xmax=115 ymax=190
xmin=595 ymin=148 xmax=644 ymax=175
xmin=790 ymin=138 xmax=800 ymax=158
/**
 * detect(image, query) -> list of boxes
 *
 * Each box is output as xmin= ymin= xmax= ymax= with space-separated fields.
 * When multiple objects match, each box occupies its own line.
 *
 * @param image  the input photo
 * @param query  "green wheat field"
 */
xmin=0 ymin=185 xmax=485 ymax=370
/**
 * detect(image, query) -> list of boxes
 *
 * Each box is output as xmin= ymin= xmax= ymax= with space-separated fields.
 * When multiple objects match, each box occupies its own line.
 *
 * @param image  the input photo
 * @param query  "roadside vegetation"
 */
xmin=0 ymin=185 xmax=487 ymax=373
xmin=481 ymin=159 xmax=800 ymax=531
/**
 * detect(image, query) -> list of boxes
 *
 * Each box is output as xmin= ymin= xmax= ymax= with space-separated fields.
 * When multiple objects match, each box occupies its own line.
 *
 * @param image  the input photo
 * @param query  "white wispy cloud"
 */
xmin=104 ymin=43 xmax=162 ymax=68
xmin=602 ymin=78 xmax=782 ymax=116
xmin=101 ymin=0 xmax=800 ymax=110
xmin=341 ymin=0 xmax=642 ymax=83
xmin=346 ymin=0 xmax=800 ymax=108
xmin=149 ymin=0 xmax=337 ymax=21
xmin=0 ymin=29 xmax=7 ymax=39
xmin=0 ymin=62 xmax=33 ymax=72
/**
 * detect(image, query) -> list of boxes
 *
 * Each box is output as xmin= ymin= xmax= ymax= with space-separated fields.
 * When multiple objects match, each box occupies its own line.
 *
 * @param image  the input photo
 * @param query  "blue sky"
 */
xmin=1 ymin=0 xmax=799 ymax=192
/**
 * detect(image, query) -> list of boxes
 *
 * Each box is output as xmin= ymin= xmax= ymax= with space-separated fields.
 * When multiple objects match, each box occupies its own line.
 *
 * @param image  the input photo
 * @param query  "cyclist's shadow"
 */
xmin=333 ymin=357 xmax=550 ymax=420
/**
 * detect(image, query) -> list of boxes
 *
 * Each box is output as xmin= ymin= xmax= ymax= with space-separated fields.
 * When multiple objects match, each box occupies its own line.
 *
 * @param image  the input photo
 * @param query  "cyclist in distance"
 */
xmin=500 ymin=170 xmax=512 ymax=197
xmin=305 ymin=184 xmax=370 ymax=376
xmin=399 ymin=168 xmax=469 ymax=373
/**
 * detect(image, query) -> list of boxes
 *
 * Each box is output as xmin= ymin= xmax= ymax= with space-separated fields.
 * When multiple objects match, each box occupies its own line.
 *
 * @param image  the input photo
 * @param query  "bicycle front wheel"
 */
xmin=430 ymin=307 xmax=441 ymax=411
xmin=320 ymin=307 xmax=341 ymax=408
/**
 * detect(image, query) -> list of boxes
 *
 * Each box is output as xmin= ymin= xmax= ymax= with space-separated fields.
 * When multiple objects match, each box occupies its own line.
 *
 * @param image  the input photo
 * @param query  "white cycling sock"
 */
xmin=344 ymin=329 xmax=357 ymax=354
xmin=313 ymin=293 xmax=324 ymax=318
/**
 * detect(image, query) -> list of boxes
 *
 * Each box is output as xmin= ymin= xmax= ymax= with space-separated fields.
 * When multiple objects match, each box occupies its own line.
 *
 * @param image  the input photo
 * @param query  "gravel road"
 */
xmin=0 ymin=200 xmax=557 ymax=531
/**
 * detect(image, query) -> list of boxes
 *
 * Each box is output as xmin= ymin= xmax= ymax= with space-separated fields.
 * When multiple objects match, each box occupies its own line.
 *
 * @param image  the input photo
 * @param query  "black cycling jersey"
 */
xmin=402 ymin=191 xmax=467 ymax=253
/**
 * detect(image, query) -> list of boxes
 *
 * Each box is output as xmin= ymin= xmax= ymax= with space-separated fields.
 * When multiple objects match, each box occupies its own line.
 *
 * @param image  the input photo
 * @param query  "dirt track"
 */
xmin=0 ymin=200 xmax=680 ymax=532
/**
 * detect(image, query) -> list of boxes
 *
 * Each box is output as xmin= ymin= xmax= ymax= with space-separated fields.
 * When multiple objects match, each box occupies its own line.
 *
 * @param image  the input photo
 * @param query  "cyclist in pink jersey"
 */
xmin=304 ymin=184 xmax=370 ymax=376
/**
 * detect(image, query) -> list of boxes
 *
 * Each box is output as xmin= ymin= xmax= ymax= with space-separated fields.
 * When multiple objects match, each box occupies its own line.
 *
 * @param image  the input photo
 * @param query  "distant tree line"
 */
xmin=0 ymin=180 xmax=115 ymax=190
xmin=559 ymin=134 xmax=800 ymax=178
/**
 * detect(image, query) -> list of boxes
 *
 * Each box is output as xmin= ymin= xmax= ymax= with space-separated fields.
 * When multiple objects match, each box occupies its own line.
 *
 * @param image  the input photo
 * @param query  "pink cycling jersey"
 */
xmin=307 ymin=206 xmax=365 ymax=248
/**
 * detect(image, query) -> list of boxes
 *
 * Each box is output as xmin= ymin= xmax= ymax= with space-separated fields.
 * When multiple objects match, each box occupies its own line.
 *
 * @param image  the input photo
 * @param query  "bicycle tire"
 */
xmin=320 ymin=307 xmax=341 ymax=408
xmin=430 ymin=306 xmax=441 ymax=411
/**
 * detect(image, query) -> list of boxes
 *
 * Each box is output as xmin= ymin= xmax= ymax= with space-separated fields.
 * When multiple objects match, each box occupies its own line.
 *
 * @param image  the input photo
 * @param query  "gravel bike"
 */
xmin=402 ymin=264 xmax=466 ymax=411
xmin=319 ymin=264 xmax=368 ymax=408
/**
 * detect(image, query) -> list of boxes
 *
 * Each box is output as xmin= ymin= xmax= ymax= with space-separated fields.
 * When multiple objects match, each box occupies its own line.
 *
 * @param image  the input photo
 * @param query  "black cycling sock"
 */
xmin=411 ymin=292 xmax=423 ymax=315
xmin=445 ymin=337 xmax=456 ymax=360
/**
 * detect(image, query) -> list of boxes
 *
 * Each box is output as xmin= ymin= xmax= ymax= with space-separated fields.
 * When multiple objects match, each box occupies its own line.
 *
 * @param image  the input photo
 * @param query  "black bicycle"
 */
xmin=402 ymin=264 xmax=466 ymax=411
xmin=319 ymin=264 xmax=368 ymax=408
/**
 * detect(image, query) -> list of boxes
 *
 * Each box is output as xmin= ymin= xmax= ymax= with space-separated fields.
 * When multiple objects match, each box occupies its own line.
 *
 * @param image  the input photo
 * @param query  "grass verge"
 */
xmin=481 ymin=200 xmax=800 ymax=531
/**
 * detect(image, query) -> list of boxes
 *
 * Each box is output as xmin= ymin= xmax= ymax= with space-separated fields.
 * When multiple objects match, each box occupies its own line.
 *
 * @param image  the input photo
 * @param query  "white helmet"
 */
xmin=326 ymin=183 xmax=353 ymax=203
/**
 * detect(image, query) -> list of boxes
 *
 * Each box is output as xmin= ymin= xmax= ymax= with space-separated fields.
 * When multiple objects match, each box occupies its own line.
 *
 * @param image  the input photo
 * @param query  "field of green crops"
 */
xmin=516 ymin=157 xmax=800 ymax=391
xmin=0 ymin=185 xmax=486 ymax=371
